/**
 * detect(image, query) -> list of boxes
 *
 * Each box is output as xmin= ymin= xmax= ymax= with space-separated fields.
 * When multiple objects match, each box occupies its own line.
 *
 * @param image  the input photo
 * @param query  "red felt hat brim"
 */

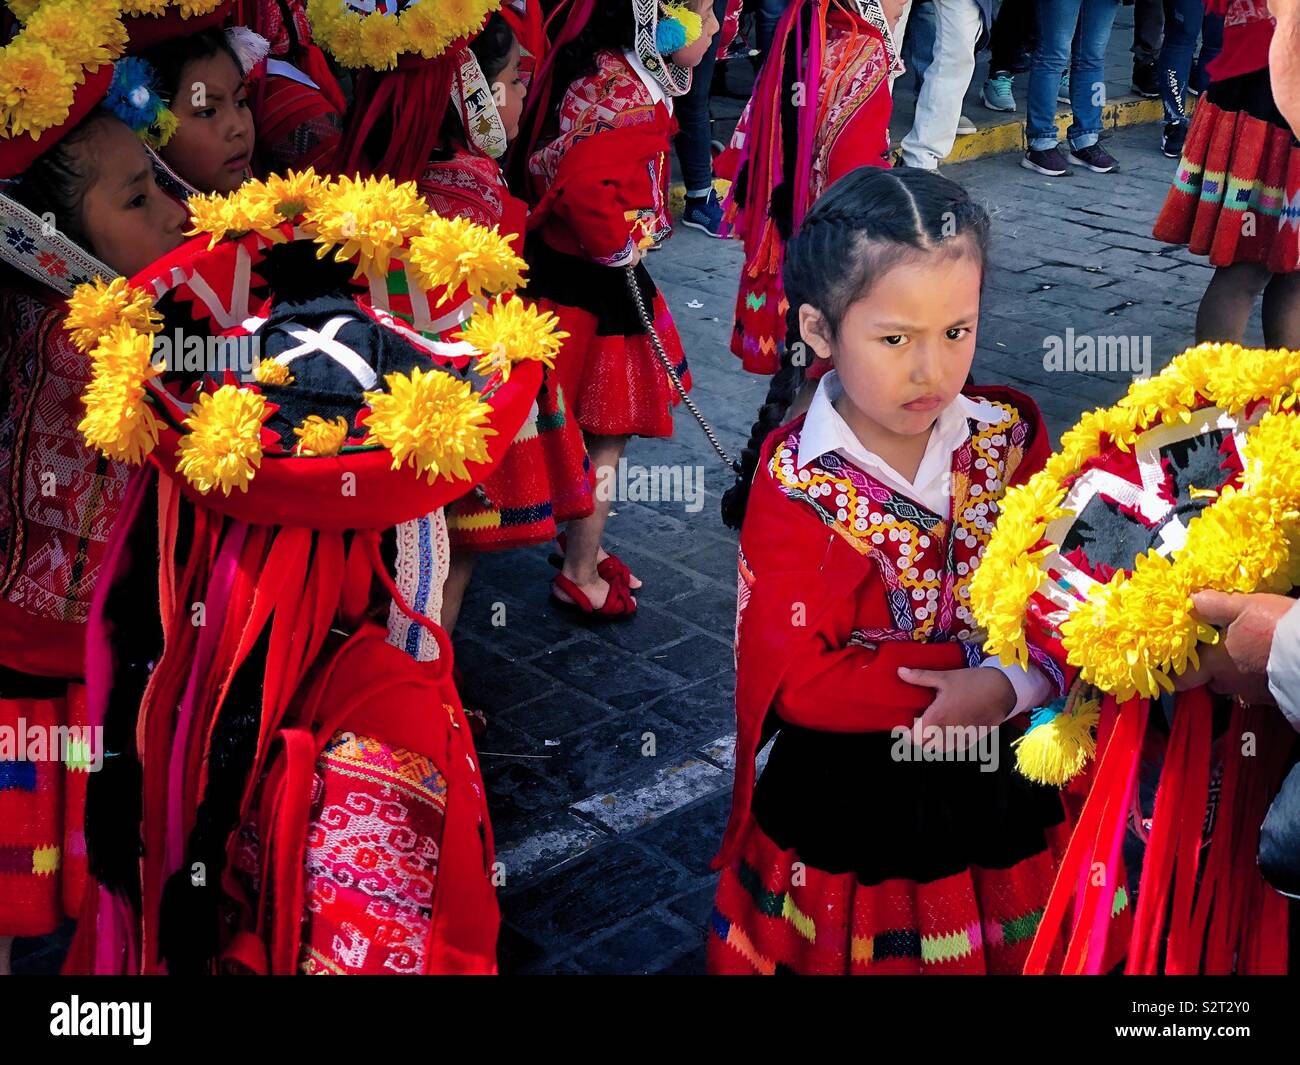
xmin=146 ymin=359 xmax=542 ymax=531
xmin=125 ymin=3 xmax=232 ymax=53
xmin=0 ymin=65 xmax=115 ymax=181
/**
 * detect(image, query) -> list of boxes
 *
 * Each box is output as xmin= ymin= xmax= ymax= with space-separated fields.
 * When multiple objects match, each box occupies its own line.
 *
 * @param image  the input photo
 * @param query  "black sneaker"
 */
xmin=1161 ymin=121 xmax=1187 ymax=159
xmin=1067 ymin=143 xmax=1119 ymax=173
xmin=1132 ymin=61 xmax=1160 ymax=99
xmin=1021 ymin=146 xmax=1070 ymax=176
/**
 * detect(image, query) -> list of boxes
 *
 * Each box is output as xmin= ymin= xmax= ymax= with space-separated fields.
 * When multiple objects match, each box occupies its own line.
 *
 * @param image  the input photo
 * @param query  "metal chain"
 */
xmin=624 ymin=266 xmax=737 ymax=470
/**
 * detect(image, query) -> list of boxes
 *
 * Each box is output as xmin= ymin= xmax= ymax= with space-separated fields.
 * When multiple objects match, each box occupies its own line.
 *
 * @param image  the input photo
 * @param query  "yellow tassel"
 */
xmin=1012 ymin=696 xmax=1100 ymax=786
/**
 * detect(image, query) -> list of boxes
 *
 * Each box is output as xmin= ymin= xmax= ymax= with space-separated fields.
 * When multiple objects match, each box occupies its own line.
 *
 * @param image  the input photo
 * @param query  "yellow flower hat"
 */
xmin=67 ymin=171 xmax=564 ymax=531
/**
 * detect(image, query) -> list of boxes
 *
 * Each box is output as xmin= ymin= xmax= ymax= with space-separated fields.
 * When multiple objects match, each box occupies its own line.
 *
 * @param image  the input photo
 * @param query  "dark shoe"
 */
xmin=680 ymin=189 xmax=727 ymax=238
xmin=1161 ymin=121 xmax=1187 ymax=159
xmin=1021 ymin=146 xmax=1070 ymax=176
xmin=1132 ymin=61 xmax=1160 ymax=99
xmin=1067 ymin=143 xmax=1119 ymax=173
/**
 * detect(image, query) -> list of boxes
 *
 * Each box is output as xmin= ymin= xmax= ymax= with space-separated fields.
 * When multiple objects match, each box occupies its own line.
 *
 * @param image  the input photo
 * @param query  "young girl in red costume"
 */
xmin=1154 ymin=0 xmax=1300 ymax=348
xmin=515 ymin=0 xmax=720 ymax=618
xmin=0 ymin=14 xmax=188 ymax=970
xmin=710 ymin=167 xmax=1130 ymax=975
xmin=421 ymin=14 xmax=594 ymax=638
xmin=722 ymin=0 xmax=900 ymax=375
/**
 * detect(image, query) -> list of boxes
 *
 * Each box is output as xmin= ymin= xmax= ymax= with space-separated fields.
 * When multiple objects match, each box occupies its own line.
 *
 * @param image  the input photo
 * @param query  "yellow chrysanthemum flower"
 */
xmin=178 ymin=0 xmax=227 ymax=17
xmin=24 ymin=2 xmax=115 ymax=69
xmin=176 ymin=385 xmax=268 ymax=495
xmin=357 ymin=10 xmax=403 ymax=70
xmin=293 ymin=414 xmax=349 ymax=456
xmin=77 ymin=326 xmax=163 ymax=464
xmin=65 ymin=276 xmax=161 ymax=354
xmin=120 ymin=0 xmax=168 ymax=16
xmin=363 ymin=366 xmax=495 ymax=483
xmin=304 ymin=174 xmax=428 ymax=279
xmin=245 ymin=168 xmax=324 ymax=221
xmin=187 ymin=187 xmax=283 ymax=247
xmin=6 ymin=0 xmax=42 ymax=20
xmin=0 ymin=38 xmax=78 ymax=137
xmin=407 ymin=213 xmax=527 ymax=306
xmin=458 ymin=296 xmax=568 ymax=382
xmin=252 ymin=359 xmax=294 ymax=386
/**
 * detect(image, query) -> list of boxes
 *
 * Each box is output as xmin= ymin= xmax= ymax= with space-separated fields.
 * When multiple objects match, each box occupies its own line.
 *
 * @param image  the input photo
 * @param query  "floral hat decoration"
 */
xmin=66 ymin=170 xmax=566 ymax=531
xmin=968 ymin=342 xmax=1300 ymax=977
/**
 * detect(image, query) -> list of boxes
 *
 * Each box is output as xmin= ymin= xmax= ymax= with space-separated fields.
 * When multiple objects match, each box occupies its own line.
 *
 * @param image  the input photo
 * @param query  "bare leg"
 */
xmin=0 ymin=935 xmax=12 ymax=976
xmin=1261 ymin=270 xmax=1300 ymax=349
xmin=556 ymin=433 xmax=634 ymax=611
xmin=1195 ymin=261 xmax=1272 ymax=343
xmin=441 ymin=549 xmax=476 ymax=635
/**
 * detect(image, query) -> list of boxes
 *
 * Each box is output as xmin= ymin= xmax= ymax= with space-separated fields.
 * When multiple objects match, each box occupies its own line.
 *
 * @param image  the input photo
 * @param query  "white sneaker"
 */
xmin=956 ymin=114 xmax=977 ymax=135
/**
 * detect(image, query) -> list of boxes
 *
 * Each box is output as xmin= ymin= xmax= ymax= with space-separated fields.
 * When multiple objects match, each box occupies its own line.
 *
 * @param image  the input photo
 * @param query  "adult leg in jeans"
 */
xmin=1131 ymin=0 xmax=1163 ymax=66
xmin=904 ymin=0 xmax=938 ymax=86
xmin=1065 ymin=0 xmax=1121 ymax=151
xmin=1190 ymin=11 xmax=1223 ymax=92
xmin=1027 ymin=0 xmax=1083 ymax=152
xmin=674 ymin=0 xmax=729 ymax=198
xmin=1157 ymin=0 xmax=1203 ymax=126
xmin=756 ymin=0 xmax=793 ymax=55
xmin=900 ymin=0 xmax=982 ymax=168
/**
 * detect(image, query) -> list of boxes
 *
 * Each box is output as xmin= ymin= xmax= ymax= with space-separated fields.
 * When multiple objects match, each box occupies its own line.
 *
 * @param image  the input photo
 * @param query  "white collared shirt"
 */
xmin=797 ymin=370 xmax=1010 ymax=520
xmin=623 ymin=47 xmax=673 ymax=116
xmin=797 ymin=370 xmax=1050 ymax=717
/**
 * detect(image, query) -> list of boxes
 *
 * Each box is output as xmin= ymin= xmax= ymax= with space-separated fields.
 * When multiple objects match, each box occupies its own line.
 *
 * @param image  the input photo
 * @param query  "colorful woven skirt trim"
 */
xmin=731 ymin=254 xmax=788 ymax=376
xmin=0 ymin=684 xmax=90 ymax=936
xmin=708 ymin=818 xmax=1132 ymax=975
xmin=446 ymin=372 xmax=595 ymax=551
xmin=1153 ymin=99 xmax=1300 ymax=273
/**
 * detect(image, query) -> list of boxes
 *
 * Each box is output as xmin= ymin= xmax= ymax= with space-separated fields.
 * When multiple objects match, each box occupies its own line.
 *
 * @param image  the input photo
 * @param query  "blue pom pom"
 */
xmin=104 ymin=58 xmax=165 ymax=133
xmin=656 ymin=16 xmax=688 ymax=54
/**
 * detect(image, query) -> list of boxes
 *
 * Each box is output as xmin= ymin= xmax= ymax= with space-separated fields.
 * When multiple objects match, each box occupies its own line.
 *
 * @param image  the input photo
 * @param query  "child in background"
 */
xmin=710 ymin=167 xmax=1124 ymax=975
xmin=515 ymin=0 xmax=720 ymax=619
xmin=420 ymin=13 xmax=595 ymax=640
xmin=721 ymin=0 xmax=899 ymax=375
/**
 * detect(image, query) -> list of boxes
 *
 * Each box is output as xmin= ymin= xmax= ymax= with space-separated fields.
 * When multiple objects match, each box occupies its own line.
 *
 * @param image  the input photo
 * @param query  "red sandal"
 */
xmin=548 ymin=532 xmax=637 ymax=588
xmin=550 ymin=572 xmax=637 ymax=620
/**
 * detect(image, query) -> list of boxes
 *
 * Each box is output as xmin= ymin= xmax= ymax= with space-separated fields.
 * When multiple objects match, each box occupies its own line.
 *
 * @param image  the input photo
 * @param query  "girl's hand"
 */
xmin=898 ymin=666 xmax=1015 ymax=749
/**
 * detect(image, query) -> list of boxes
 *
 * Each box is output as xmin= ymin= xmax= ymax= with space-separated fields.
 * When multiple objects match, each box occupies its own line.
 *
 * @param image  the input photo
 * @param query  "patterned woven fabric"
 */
xmin=0 ymin=691 xmax=86 ymax=937
xmin=298 ymin=730 xmax=449 ymax=975
xmin=708 ymin=818 xmax=1131 ymax=975
xmin=541 ymin=290 xmax=691 ymax=440
xmin=1154 ymin=93 xmax=1300 ymax=273
xmin=0 ymin=288 xmax=131 ymax=676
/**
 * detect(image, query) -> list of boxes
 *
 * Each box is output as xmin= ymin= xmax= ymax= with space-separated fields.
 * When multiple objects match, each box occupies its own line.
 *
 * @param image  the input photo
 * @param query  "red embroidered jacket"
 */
xmin=526 ymin=49 xmax=675 ymax=267
xmin=715 ymin=385 xmax=1060 ymax=867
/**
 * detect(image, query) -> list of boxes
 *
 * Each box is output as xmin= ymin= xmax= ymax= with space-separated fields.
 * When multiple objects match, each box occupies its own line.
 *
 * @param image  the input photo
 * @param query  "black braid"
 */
xmin=719 ymin=166 xmax=991 ymax=530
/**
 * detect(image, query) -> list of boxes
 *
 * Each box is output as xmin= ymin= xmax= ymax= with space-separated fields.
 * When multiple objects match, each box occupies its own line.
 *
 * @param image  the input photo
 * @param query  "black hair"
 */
xmin=544 ymin=0 xmax=635 ymax=127
xmin=719 ymin=166 xmax=992 ymax=530
xmin=6 ymin=110 xmax=119 ymax=250
xmin=470 ymin=11 xmax=517 ymax=81
xmin=141 ymin=28 xmax=245 ymax=107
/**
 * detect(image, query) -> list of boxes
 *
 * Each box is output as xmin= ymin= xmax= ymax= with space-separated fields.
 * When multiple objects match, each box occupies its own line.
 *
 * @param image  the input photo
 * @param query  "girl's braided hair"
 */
xmin=720 ymin=166 xmax=991 ymax=529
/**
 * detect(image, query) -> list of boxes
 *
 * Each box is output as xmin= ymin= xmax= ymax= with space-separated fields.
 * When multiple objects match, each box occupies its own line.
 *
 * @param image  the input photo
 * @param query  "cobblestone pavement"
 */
xmin=443 ymin=122 xmax=1265 ymax=976
xmin=9 ymin=123 xmax=1262 ymax=978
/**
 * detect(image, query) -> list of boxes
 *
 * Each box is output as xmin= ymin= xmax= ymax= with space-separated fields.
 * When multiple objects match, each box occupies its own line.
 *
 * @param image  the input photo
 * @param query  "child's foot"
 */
xmin=550 ymin=534 xmax=642 ymax=589
xmin=551 ymin=572 xmax=637 ymax=619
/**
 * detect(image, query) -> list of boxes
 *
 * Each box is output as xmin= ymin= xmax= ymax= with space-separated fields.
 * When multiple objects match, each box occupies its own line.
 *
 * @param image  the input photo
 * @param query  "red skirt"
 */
xmin=446 ymin=372 xmax=594 ymax=551
xmin=1153 ymin=73 xmax=1300 ymax=273
xmin=540 ymin=291 xmax=692 ymax=440
xmin=0 ymin=682 xmax=89 ymax=936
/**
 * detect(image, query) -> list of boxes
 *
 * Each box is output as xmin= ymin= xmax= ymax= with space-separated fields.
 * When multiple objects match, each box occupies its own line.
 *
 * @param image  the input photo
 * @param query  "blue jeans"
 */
xmin=673 ymin=0 xmax=728 ymax=194
xmin=1027 ymin=0 xmax=1121 ymax=151
xmin=757 ymin=0 xmax=793 ymax=54
xmin=1157 ymin=0 xmax=1205 ymax=126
